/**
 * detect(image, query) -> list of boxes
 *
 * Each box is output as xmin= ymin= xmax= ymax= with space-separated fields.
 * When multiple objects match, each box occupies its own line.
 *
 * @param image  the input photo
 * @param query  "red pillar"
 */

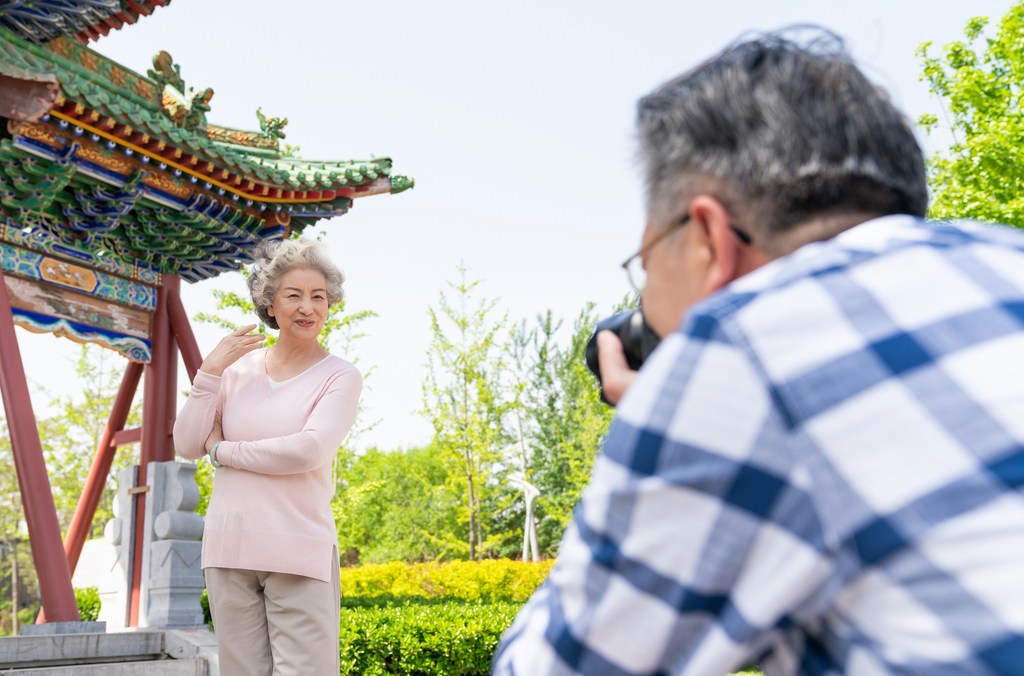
xmin=63 ymin=361 xmax=142 ymax=575
xmin=0 ymin=268 xmax=80 ymax=622
xmin=129 ymin=276 xmax=176 ymax=626
xmin=162 ymin=275 xmax=179 ymax=464
xmin=167 ymin=286 xmax=203 ymax=384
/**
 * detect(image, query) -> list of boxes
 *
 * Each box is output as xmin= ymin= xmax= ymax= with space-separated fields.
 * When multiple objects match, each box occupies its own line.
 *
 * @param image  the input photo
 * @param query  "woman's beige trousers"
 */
xmin=205 ymin=548 xmax=340 ymax=676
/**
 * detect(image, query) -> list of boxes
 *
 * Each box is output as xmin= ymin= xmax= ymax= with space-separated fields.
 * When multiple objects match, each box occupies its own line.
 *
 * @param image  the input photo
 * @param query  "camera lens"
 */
xmin=584 ymin=309 xmax=661 ymax=405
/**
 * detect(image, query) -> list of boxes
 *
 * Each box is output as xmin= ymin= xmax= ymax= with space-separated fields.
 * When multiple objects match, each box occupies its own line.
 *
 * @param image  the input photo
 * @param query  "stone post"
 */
xmin=98 ymin=461 xmax=206 ymax=630
xmin=138 ymin=461 xmax=205 ymax=628
xmin=97 ymin=466 xmax=137 ymax=630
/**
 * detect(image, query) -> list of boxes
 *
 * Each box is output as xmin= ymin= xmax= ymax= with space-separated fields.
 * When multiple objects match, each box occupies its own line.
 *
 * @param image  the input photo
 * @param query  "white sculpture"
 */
xmin=98 ymin=466 xmax=137 ymax=630
xmin=509 ymin=409 xmax=541 ymax=562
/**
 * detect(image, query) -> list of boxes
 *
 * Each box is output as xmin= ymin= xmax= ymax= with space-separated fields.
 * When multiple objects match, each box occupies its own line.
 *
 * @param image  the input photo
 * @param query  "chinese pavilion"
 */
xmin=0 ymin=0 xmax=412 ymax=626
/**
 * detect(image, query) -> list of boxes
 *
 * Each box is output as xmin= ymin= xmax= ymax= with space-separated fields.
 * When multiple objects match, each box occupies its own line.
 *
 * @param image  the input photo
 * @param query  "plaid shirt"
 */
xmin=493 ymin=216 xmax=1024 ymax=676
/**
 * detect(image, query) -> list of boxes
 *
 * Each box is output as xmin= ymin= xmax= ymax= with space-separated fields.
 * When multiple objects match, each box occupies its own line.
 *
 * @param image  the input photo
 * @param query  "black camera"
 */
xmin=585 ymin=310 xmax=661 ymax=405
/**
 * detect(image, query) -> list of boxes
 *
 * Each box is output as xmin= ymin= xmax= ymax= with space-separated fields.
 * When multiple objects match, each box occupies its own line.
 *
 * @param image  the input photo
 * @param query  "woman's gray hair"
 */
xmin=637 ymin=28 xmax=927 ymax=251
xmin=246 ymin=237 xmax=344 ymax=330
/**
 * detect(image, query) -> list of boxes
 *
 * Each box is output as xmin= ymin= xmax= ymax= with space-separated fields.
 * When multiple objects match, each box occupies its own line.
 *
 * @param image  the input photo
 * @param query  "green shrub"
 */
xmin=17 ymin=605 xmax=39 ymax=629
xmin=337 ymin=596 xmax=764 ymax=676
xmin=200 ymin=588 xmax=212 ymax=630
xmin=339 ymin=559 xmax=553 ymax=603
xmin=74 ymin=587 xmax=100 ymax=622
xmin=339 ymin=597 xmax=521 ymax=676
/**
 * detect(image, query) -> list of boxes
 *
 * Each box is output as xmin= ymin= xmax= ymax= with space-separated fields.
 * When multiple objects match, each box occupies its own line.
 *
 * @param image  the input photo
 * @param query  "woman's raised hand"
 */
xmin=199 ymin=324 xmax=266 ymax=377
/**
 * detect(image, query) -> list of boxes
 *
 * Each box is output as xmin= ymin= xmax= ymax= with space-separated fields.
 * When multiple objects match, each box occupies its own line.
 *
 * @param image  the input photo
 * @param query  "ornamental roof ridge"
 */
xmin=0 ymin=27 xmax=413 ymax=196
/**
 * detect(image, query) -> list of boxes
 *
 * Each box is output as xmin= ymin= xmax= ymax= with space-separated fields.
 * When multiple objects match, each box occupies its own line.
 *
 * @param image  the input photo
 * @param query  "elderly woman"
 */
xmin=173 ymin=237 xmax=361 ymax=676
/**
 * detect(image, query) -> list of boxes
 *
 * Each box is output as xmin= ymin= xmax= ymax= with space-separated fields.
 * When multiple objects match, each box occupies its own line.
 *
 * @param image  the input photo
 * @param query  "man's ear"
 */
xmin=688 ymin=195 xmax=741 ymax=294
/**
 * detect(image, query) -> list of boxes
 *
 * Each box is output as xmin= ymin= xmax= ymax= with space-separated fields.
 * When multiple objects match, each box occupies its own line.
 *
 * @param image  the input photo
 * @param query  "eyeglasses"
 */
xmin=621 ymin=213 xmax=753 ymax=294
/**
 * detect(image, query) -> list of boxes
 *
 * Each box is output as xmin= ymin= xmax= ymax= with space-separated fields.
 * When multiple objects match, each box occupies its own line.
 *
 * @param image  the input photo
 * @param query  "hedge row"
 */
xmin=339 ymin=597 xmax=521 ymax=676
xmin=338 ymin=558 xmax=555 ymax=603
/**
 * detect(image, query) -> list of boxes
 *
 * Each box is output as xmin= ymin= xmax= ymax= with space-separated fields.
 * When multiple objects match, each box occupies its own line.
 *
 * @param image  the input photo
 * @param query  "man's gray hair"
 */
xmin=247 ymin=236 xmax=344 ymax=330
xmin=637 ymin=29 xmax=927 ymax=250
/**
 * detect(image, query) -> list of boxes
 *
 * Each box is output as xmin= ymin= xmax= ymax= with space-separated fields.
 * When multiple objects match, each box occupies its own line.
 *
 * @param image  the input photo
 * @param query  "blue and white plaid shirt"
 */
xmin=493 ymin=216 xmax=1024 ymax=676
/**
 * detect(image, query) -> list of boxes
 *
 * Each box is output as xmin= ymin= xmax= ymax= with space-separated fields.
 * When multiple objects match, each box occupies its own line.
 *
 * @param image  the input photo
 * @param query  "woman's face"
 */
xmin=267 ymin=267 xmax=329 ymax=342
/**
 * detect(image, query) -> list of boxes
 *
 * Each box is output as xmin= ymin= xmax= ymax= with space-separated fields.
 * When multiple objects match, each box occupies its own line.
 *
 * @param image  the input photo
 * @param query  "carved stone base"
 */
xmin=100 ymin=461 xmax=207 ymax=630
xmin=139 ymin=462 xmax=206 ymax=629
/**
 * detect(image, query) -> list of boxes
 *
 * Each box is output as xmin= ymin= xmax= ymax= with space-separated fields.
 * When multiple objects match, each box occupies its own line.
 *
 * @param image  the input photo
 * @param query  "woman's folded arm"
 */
xmin=217 ymin=370 xmax=362 ymax=475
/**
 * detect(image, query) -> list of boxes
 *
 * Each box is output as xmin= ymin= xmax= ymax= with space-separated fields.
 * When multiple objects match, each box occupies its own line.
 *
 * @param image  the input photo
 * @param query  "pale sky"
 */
xmin=13 ymin=0 xmax=1013 ymax=451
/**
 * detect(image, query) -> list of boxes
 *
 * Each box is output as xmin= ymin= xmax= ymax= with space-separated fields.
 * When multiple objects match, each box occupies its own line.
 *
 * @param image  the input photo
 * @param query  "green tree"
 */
xmin=505 ymin=298 xmax=634 ymax=555
xmin=917 ymin=4 xmax=1024 ymax=224
xmin=0 ymin=344 xmax=142 ymax=635
xmin=0 ymin=424 xmax=38 ymax=636
xmin=36 ymin=344 xmax=142 ymax=536
xmin=421 ymin=266 xmax=510 ymax=560
xmin=332 ymin=444 xmax=460 ymax=564
xmin=493 ymin=311 xmax=560 ymax=558
xmin=539 ymin=305 xmax=619 ymax=528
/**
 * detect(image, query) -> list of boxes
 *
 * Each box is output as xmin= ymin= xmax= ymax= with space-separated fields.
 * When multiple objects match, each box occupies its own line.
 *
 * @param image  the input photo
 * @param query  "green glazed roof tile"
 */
xmin=0 ymin=25 xmax=413 ymax=200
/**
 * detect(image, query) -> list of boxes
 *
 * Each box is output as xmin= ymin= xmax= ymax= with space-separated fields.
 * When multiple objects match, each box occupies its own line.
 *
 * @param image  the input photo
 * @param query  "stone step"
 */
xmin=0 ymin=659 xmax=206 ymax=675
xmin=0 ymin=632 xmax=164 ymax=669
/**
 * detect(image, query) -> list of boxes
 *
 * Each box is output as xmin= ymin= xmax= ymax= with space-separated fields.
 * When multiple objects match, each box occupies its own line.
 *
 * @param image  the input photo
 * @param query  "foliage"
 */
xmin=335 ymin=289 xmax=629 ymax=564
xmin=338 ymin=598 xmax=522 ymax=676
xmin=917 ymin=3 xmax=1024 ymax=225
xmin=420 ymin=266 xmax=511 ymax=560
xmin=0 ymin=347 xmax=121 ymax=629
xmin=193 ymin=457 xmax=213 ymax=518
xmin=0 ymin=539 xmax=36 ymax=637
xmin=333 ymin=445 xmax=459 ymax=564
xmin=501 ymin=299 xmax=631 ymax=555
xmin=338 ymin=559 xmax=554 ymax=603
xmin=16 ymin=605 xmax=38 ymax=630
xmin=35 ymin=345 xmax=142 ymax=537
xmin=0 ymin=428 xmax=21 ymax=543
xmin=74 ymin=586 xmax=100 ymax=622
xmin=527 ymin=306 xmax=615 ymax=530
xmin=200 ymin=588 xmax=212 ymax=630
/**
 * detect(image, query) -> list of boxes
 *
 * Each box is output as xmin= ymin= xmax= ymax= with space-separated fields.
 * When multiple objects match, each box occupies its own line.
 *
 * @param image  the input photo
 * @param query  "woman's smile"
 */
xmin=266 ymin=267 xmax=331 ymax=340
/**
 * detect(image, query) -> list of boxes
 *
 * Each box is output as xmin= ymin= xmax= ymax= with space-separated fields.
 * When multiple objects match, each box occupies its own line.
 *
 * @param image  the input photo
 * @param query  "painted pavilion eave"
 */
xmin=0 ymin=0 xmax=173 ymax=47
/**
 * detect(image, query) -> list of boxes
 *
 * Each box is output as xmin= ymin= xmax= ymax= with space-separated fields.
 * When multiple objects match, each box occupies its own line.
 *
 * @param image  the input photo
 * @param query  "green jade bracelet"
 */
xmin=211 ymin=441 xmax=225 ymax=468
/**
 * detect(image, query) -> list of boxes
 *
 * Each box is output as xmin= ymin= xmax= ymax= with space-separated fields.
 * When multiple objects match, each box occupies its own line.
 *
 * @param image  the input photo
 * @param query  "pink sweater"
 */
xmin=172 ymin=349 xmax=362 ymax=582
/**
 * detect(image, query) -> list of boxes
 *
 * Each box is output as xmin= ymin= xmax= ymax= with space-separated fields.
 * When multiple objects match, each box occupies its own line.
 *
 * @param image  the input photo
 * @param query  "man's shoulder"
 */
xmin=641 ymin=214 xmax=1024 ymax=451
xmin=685 ymin=216 xmax=1024 ymax=373
xmin=717 ymin=216 xmax=1024 ymax=309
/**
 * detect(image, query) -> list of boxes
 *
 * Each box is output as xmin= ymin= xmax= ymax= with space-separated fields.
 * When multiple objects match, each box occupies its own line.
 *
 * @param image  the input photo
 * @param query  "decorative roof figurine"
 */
xmin=256 ymin=107 xmax=287 ymax=142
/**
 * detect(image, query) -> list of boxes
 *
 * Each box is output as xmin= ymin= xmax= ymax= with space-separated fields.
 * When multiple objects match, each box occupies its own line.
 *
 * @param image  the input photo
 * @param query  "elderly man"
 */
xmin=493 ymin=31 xmax=1024 ymax=676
